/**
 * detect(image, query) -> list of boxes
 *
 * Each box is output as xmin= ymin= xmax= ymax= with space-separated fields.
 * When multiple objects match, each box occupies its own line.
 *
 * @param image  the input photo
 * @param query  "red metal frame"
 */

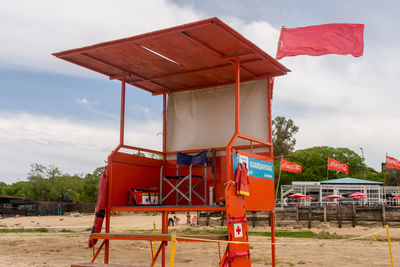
xmin=53 ymin=17 xmax=287 ymax=267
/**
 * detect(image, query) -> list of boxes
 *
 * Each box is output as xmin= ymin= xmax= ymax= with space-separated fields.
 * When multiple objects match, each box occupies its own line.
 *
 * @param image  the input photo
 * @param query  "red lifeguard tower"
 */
xmin=53 ymin=17 xmax=289 ymax=267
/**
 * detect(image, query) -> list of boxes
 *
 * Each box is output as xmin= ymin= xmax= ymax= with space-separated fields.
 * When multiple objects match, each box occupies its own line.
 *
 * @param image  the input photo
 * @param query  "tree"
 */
xmin=275 ymin=146 xmax=367 ymax=186
xmin=272 ymin=116 xmax=299 ymax=157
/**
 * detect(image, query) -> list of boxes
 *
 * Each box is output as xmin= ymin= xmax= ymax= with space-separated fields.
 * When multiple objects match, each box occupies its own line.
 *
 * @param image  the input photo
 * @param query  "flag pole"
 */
xmin=274 ymin=156 xmax=283 ymax=205
xmin=270 ymin=26 xmax=285 ymax=99
xmin=383 ymin=153 xmax=387 ymax=205
xmin=326 ymin=158 xmax=329 ymax=196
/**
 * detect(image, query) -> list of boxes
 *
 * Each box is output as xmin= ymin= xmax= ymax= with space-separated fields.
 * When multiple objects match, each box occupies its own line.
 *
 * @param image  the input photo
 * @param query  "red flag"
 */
xmin=328 ymin=158 xmax=349 ymax=175
xmin=280 ymin=159 xmax=302 ymax=173
xmin=276 ymin=23 xmax=364 ymax=60
xmin=386 ymin=155 xmax=400 ymax=170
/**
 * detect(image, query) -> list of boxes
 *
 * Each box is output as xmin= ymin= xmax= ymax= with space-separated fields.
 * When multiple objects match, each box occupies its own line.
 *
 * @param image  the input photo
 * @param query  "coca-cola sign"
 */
xmin=386 ymin=155 xmax=400 ymax=170
xmin=280 ymin=159 xmax=302 ymax=173
xmin=328 ymin=158 xmax=349 ymax=175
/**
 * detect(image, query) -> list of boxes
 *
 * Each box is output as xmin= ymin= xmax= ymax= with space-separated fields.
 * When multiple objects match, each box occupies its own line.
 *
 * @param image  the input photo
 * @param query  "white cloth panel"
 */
xmin=166 ymin=79 xmax=269 ymax=152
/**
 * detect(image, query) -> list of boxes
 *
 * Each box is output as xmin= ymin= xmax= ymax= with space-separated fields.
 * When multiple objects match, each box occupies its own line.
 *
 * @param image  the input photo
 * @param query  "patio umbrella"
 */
xmin=391 ymin=195 xmax=400 ymax=199
xmin=351 ymin=195 xmax=366 ymax=199
xmin=325 ymin=194 xmax=344 ymax=199
xmin=299 ymin=195 xmax=315 ymax=200
xmin=289 ymin=193 xmax=306 ymax=198
xmin=349 ymin=192 xmax=366 ymax=198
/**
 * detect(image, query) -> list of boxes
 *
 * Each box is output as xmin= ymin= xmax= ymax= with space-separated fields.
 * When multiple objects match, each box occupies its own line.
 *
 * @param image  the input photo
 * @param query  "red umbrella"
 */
xmin=289 ymin=193 xmax=306 ymax=198
xmin=391 ymin=195 xmax=400 ymax=199
xmin=300 ymin=195 xmax=315 ymax=200
xmin=325 ymin=194 xmax=344 ymax=199
xmin=352 ymin=195 xmax=366 ymax=199
xmin=349 ymin=192 xmax=366 ymax=198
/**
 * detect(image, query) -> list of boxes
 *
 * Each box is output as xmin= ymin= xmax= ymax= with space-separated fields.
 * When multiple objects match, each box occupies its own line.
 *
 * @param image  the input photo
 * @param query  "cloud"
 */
xmin=76 ymin=98 xmax=99 ymax=106
xmin=1 ymin=1 xmax=398 ymax=175
xmin=0 ymin=112 xmax=162 ymax=183
xmin=0 ymin=0 xmax=203 ymax=76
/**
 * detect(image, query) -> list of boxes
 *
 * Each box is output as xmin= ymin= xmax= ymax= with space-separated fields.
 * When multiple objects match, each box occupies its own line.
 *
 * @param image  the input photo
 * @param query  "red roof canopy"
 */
xmin=53 ymin=17 xmax=289 ymax=95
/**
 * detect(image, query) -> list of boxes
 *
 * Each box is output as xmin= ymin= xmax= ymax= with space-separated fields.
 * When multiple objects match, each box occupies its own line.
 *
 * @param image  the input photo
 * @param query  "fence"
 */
xmin=198 ymin=206 xmax=400 ymax=228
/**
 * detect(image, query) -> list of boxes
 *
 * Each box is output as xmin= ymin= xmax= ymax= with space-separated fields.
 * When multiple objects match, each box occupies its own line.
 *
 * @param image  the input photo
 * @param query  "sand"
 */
xmin=0 ymin=213 xmax=399 ymax=267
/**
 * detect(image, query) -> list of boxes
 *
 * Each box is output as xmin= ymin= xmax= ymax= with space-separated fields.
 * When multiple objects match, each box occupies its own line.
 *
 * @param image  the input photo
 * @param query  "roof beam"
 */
xmin=80 ymin=53 xmax=171 ymax=91
xmin=152 ymin=72 xmax=278 ymax=96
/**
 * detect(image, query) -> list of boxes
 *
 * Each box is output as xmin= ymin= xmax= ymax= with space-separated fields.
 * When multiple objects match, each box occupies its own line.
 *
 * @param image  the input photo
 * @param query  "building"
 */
xmin=280 ymin=177 xmax=400 ymax=207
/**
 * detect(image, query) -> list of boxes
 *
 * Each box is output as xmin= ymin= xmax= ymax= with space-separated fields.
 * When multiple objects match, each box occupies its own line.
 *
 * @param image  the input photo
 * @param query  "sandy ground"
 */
xmin=0 ymin=213 xmax=399 ymax=267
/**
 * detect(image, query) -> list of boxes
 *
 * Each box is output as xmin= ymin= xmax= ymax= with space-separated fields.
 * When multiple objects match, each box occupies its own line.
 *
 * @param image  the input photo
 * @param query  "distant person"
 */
xmin=191 ymin=215 xmax=197 ymax=226
xmin=168 ymin=217 xmax=175 ymax=226
xmin=186 ymin=212 xmax=191 ymax=225
xmin=173 ymin=215 xmax=180 ymax=225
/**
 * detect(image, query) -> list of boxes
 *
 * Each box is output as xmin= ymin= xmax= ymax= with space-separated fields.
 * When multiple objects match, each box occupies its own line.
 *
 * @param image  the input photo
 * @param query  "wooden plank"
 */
xmin=90 ymin=233 xmax=228 ymax=242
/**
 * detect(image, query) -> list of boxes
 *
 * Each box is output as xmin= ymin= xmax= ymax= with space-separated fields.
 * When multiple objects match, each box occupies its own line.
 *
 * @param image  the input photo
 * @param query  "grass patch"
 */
xmin=248 ymin=230 xmax=316 ymax=238
xmin=0 ymin=224 xmax=7 ymax=227
xmin=204 ymin=228 xmax=228 ymax=235
xmin=181 ymin=228 xmax=200 ymax=234
xmin=59 ymin=228 xmax=73 ymax=233
xmin=181 ymin=228 xmax=315 ymax=238
xmin=0 ymin=228 xmax=48 ymax=233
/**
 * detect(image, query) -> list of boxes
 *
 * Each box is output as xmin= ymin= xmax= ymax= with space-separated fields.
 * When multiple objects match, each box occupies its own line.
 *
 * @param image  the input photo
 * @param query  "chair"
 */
xmin=160 ymin=151 xmax=207 ymax=206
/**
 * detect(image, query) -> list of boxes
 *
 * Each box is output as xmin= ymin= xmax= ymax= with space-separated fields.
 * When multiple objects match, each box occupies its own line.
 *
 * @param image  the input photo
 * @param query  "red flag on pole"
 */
xmin=280 ymin=159 xmax=302 ymax=173
xmin=386 ymin=155 xmax=400 ymax=170
xmin=276 ymin=23 xmax=364 ymax=60
xmin=328 ymin=158 xmax=349 ymax=175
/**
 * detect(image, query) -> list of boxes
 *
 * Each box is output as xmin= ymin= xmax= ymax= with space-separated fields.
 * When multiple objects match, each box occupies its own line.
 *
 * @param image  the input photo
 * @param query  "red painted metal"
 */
xmin=120 ymin=144 xmax=163 ymax=155
xmin=150 ymin=242 xmax=165 ymax=267
xmin=271 ymin=211 xmax=276 ymax=267
xmin=90 ymin=240 xmax=105 ymax=263
xmin=54 ymin=17 xmax=289 ymax=267
xmin=161 ymin=211 xmax=168 ymax=267
xmin=153 ymin=73 xmax=276 ymax=96
xmin=111 ymin=206 xmax=225 ymax=212
xmin=53 ymin=18 xmax=289 ymax=95
xmin=235 ymin=57 xmax=240 ymax=133
xmin=120 ymin=80 xmax=126 ymax=145
xmin=267 ymin=78 xmax=274 ymax=158
xmin=162 ymin=93 xmax=167 ymax=160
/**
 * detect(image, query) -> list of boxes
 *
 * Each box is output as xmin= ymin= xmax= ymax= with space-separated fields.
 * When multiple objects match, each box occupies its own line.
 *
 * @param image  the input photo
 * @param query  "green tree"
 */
xmin=272 ymin=116 xmax=299 ymax=157
xmin=276 ymin=146 xmax=367 ymax=186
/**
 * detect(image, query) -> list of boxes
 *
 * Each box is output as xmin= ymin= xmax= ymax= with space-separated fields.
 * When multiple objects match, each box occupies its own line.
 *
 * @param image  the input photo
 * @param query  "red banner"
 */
xmin=276 ymin=23 xmax=364 ymax=60
xmin=386 ymin=155 xmax=400 ymax=170
xmin=328 ymin=158 xmax=349 ymax=175
xmin=280 ymin=159 xmax=302 ymax=173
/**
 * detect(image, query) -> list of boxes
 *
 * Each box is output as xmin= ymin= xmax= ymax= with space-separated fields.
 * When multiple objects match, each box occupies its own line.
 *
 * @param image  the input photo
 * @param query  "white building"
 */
xmin=280 ymin=177 xmax=400 ymax=207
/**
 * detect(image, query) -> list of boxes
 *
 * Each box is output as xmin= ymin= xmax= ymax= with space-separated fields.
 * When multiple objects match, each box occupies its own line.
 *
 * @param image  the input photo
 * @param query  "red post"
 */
xmin=234 ymin=57 xmax=240 ymax=134
xmin=104 ymin=210 xmax=110 ymax=263
xmin=161 ymin=211 xmax=168 ymax=267
xmin=120 ymin=80 xmax=126 ymax=145
xmin=162 ymin=93 xmax=167 ymax=160
xmin=267 ymin=78 xmax=273 ymax=158
xmin=271 ymin=211 xmax=276 ymax=267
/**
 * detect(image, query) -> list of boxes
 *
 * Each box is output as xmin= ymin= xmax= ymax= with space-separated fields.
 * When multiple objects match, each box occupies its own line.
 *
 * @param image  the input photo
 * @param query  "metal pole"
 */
xmin=360 ymin=147 xmax=366 ymax=180
xmin=234 ymin=57 xmax=240 ymax=134
xmin=162 ymin=93 xmax=167 ymax=160
xmin=326 ymin=159 xmax=329 ymax=196
xmin=275 ymin=156 xmax=283 ymax=205
xmin=270 ymin=211 xmax=276 ymax=267
xmin=120 ymin=80 xmax=126 ymax=145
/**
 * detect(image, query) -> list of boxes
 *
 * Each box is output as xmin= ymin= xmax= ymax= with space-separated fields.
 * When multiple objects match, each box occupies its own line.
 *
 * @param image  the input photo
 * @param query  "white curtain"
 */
xmin=166 ymin=79 xmax=269 ymax=152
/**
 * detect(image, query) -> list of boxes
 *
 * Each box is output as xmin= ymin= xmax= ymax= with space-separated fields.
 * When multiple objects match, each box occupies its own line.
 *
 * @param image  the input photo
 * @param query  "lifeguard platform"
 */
xmin=54 ymin=17 xmax=289 ymax=267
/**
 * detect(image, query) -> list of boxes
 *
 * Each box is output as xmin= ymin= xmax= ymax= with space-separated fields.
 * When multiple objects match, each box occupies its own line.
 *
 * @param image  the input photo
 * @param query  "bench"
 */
xmin=90 ymin=233 xmax=228 ymax=242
